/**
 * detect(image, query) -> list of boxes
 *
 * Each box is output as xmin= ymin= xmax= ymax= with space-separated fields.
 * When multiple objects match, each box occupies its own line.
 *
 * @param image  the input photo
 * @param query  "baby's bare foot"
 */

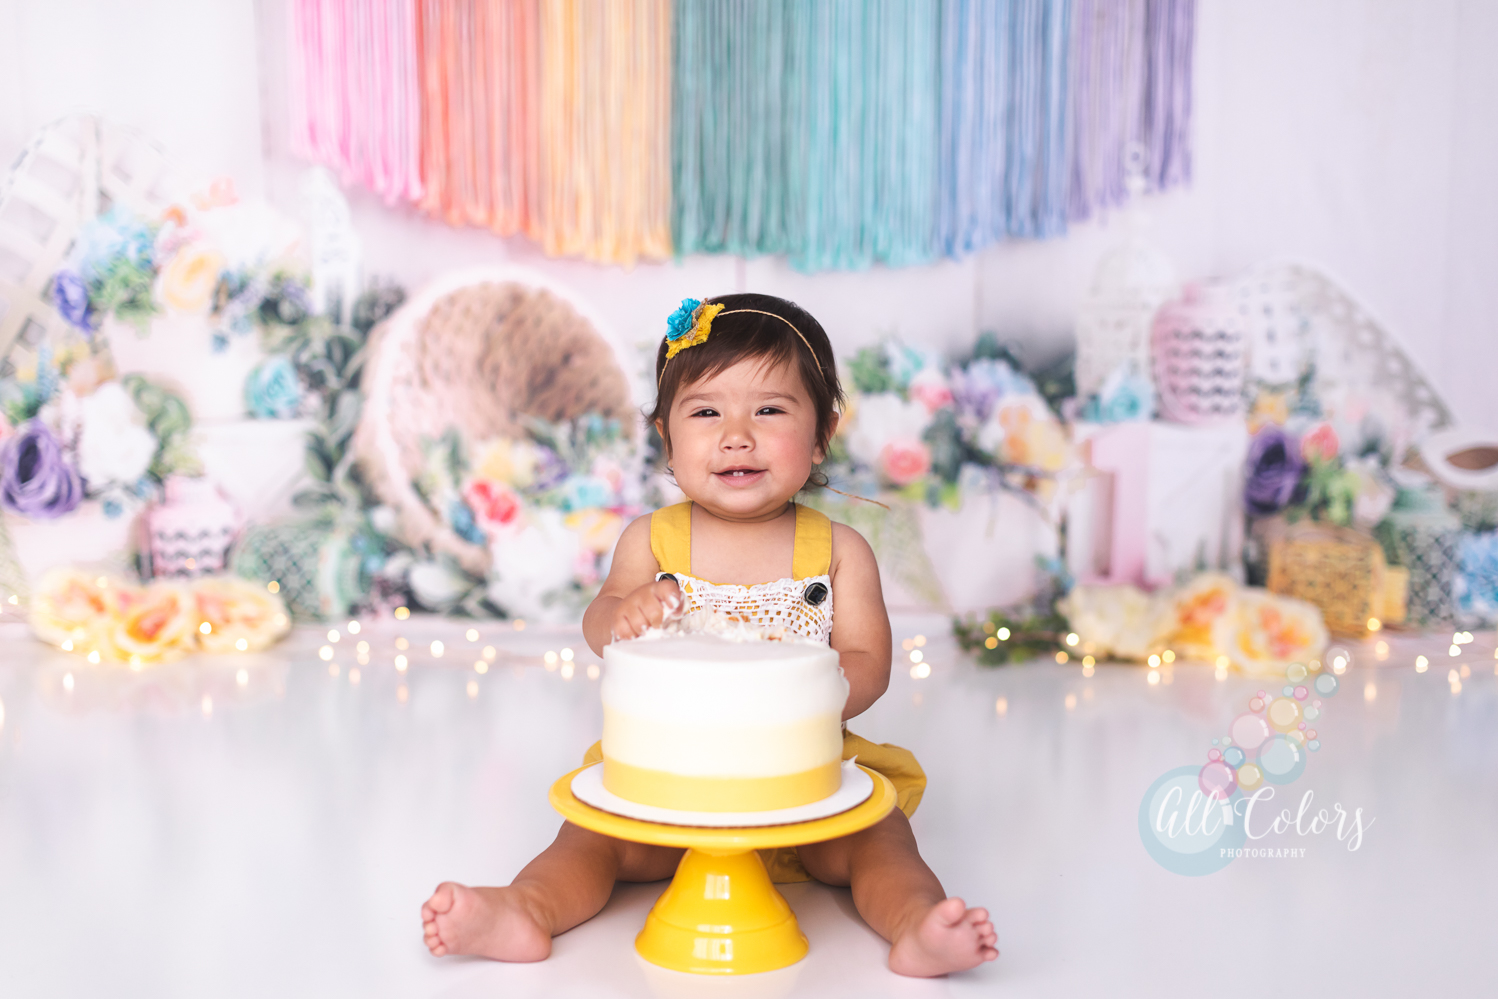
xmin=421 ymin=882 xmax=552 ymax=962
xmin=888 ymin=896 xmax=999 ymax=977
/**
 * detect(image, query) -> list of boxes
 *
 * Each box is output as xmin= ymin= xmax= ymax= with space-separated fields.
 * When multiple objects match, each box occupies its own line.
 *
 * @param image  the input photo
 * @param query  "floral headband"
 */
xmin=660 ymin=298 xmax=825 ymax=386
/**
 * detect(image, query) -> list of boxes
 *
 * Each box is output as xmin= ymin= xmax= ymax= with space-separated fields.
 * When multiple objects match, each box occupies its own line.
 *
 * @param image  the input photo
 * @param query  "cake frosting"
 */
xmin=600 ymin=627 xmax=848 ymax=812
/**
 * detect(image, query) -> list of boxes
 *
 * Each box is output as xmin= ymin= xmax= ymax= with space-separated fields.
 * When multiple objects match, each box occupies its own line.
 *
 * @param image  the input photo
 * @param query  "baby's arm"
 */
xmin=828 ymin=522 xmax=892 ymax=721
xmin=582 ymin=516 xmax=680 ymax=656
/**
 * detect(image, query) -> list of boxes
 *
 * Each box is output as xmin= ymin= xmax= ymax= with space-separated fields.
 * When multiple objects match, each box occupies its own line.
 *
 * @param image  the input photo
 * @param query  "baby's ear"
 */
xmin=814 ymin=412 xmax=841 ymax=463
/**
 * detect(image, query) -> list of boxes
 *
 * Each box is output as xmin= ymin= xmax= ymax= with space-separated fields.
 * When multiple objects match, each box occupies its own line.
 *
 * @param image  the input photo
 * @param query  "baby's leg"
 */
xmin=422 ymin=821 xmax=683 ymax=961
xmin=797 ymin=810 xmax=998 ymax=977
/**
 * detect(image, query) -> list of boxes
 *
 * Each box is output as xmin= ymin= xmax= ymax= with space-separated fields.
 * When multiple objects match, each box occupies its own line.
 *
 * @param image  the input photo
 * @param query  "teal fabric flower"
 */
xmin=562 ymin=473 xmax=613 ymax=511
xmin=665 ymin=298 xmax=702 ymax=341
xmin=245 ymin=355 xmax=303 ymax=419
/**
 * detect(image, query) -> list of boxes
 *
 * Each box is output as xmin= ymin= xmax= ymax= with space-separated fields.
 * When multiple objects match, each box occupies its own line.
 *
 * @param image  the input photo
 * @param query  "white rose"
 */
xmin=408 ymin=559 xmax=475 ymax=612
xmin=76 ymin=382 xmax=156 ymax=488
xmin=486 ymin=508 xmax=582 ymax=622
xmin=845 ymin=392 xmax=932 ymax=469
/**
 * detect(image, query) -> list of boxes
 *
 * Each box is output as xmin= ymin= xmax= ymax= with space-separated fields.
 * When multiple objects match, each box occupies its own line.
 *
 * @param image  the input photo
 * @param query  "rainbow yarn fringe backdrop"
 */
xmin=288 ymin=0 xmax=1194 ymax=270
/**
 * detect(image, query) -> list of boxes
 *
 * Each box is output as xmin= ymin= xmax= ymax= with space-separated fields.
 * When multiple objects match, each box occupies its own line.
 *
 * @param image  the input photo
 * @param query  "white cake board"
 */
xmin=570 ymin=759 xmax=874 ymax=828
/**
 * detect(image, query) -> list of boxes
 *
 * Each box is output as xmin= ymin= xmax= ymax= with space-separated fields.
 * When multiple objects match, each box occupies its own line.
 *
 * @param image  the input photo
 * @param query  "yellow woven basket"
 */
xmin=1266 ymin=522 xmax=1407 ymax=638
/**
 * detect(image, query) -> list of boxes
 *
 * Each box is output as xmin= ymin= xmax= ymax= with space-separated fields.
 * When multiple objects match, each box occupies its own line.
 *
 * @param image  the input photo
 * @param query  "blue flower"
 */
xmin=665 ymin=298 xmax=702 ymax=341
xmin=51 ymin=271 xmax=93 ymax=331
xmin=1097 ymin=368 xmax=1154 ymax=423
xmin=884 ymin=342 xmax=933 ymax=390
xmin=71 ymin=208 xmax=154 ymax=281
xmin=245 ymin=355 xmax=302 ymax=419
xmin=562 ymin=474 xmax=613 ymax=511
xmin=448 ymin=498 xmax=486 ymax=544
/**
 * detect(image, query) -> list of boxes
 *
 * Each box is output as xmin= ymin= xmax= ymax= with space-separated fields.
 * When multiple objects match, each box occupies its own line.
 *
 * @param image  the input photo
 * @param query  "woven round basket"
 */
xmin=354 ymin=271 xmax=635 ymax=576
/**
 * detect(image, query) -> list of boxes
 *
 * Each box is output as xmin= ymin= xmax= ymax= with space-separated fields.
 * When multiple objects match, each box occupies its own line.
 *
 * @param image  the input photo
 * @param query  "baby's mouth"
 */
xmin=715 ymin=467 xmax=766 ymax=482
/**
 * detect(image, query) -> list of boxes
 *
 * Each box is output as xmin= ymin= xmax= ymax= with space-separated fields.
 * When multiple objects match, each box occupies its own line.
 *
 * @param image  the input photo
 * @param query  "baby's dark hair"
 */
xmin=648 ymin=293 xmax=845 ymax=483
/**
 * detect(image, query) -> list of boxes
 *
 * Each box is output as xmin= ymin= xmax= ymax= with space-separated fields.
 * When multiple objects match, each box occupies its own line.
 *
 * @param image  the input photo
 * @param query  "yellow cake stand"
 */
xmin=549 ymin=763 xmax=897 ymax=975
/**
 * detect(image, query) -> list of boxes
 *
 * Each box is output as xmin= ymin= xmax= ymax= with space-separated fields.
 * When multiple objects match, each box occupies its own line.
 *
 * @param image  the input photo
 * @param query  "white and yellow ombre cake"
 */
xmin=600 ymin=622 xmax=849 ymax=813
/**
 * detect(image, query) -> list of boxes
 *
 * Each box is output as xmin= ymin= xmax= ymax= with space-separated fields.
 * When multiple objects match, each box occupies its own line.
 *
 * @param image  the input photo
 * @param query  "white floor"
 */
xmin=0 ymin=614 xmax=1491 ymax=998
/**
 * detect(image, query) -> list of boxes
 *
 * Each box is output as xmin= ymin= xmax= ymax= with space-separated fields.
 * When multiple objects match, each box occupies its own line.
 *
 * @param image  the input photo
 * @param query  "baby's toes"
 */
xmin=964 ymin=907 xmax=989 ymax=926
xmin=424 ymin=882 xmax=457 ymax=916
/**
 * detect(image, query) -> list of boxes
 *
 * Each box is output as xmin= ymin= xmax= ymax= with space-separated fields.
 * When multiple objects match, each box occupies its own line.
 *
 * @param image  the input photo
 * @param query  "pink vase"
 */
xmin=148 ymin=476 xmax=241 ymax=579
xmin=1151 ymin=281 xmax=1247 ymax=425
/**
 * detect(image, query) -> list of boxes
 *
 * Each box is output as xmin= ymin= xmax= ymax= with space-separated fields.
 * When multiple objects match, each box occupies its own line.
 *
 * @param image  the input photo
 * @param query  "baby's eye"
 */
xmin=756 ymin=406 xmax=784 ymax=416
xmin=691 ymin=408 xmax=719 ymax=418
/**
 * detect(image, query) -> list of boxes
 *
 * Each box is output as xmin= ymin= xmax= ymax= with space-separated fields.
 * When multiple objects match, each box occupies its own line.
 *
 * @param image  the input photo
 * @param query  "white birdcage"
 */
xmin=1073 ymin=166 xmax=1177 ymax=405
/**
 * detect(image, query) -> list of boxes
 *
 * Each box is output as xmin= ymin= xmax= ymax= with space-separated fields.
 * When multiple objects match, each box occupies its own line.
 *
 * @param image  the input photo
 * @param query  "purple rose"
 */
xmin=1244 ymin=426 xmax=1305 ymax=515
xmin=52 ymin=271 xmax=93 ymax=331
xmin=531 ymin=445 xmax=569 ymax=490
xmin=1 ymin=421 xmax=84 ymax=519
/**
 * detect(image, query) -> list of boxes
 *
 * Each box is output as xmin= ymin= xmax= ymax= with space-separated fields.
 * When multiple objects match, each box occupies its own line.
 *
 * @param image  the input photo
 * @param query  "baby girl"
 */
xmin=422 ymin=293 xmax=998 ymax=976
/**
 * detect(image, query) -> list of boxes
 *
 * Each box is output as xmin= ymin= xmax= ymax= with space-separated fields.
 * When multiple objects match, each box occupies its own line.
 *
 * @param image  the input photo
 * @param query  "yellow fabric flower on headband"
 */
xmin=664 ymin=298 xmax=725 ymax=360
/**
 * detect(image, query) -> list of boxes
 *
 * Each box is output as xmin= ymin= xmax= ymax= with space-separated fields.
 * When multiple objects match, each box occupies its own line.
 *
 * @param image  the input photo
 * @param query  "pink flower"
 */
xmin=908 ymin=370 xmax=955 ymax=414
xmin=1300 ymin=424 xmax=1339 ymax=463
xmin=879 ymin=438 xmax=931 ymax=487
xmin=573 ymin=548 xmax=600 ymax=587
xmin=464 ymin=479 xmax=521 ymax=529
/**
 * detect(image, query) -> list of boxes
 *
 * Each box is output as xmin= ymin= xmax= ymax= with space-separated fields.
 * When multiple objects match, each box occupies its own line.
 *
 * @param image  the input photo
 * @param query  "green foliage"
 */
xmin=120 ymin=374 xmax=200 ymax=480
xmin=921 ymin=409 xmax=966 ymax=484
xmin=847 ymin=345 xmax=895 ymax=395
xmin=1031 ymin=351 xmax=1076 ymax=420
xmin=288 ymin=282 xmax=405 ymax=513
xmin=1 ymin=379 xmax=49 ymax=425
xmin=1285 ymin=456 xmax=1360 ymax=527
xmin=92 ymin=257 xmax=160 ymax=334
xmin=952 ymin=606 xmax=1069 ymax=666
xmin=89 ymin=256 xmax=155 ymax=331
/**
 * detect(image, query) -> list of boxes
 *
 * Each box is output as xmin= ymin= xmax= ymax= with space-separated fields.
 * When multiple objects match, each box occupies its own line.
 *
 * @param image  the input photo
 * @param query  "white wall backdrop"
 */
xmin=3 ymin=0 xmax=1495 ymax=428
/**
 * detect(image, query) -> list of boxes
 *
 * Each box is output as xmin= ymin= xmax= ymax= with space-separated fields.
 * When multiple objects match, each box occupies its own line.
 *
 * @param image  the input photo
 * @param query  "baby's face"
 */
xmin=662 ymin=356 xmax=827 ymax=521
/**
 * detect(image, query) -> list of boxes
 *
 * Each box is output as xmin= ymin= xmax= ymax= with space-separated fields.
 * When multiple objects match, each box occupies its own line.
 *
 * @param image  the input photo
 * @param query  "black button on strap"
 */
xmin=802 ymin=581 xmax=828 ymax=606
xmin=657 ymin=572 xmax=679 ymax=585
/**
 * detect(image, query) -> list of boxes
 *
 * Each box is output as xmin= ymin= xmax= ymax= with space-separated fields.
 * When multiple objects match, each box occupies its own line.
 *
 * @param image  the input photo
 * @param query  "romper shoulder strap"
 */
xmin=650 ymin=501 xmax=693 ymax=576
xmin=791 ymin=503 xmax=833 ymax=579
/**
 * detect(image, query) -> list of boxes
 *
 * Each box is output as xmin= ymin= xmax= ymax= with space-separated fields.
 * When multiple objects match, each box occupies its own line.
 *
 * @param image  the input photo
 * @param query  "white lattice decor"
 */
xmin=0 ymin=115 xmax=175 ymax=364
xmin=0 ymin=116 xmax=177 ymax=617
xmin=1234 ymin=262 xmax=1452 ymax=442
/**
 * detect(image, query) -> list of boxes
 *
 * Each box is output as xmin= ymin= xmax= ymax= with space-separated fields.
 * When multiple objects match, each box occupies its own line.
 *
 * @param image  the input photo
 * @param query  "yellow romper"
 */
xmin=581 ymin=501 xmax=926 ymax=883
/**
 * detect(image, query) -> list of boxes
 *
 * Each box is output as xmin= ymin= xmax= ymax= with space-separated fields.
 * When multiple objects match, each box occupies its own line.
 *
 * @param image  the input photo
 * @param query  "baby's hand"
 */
xmin=611 ymin=578 xmax=683 ymax=641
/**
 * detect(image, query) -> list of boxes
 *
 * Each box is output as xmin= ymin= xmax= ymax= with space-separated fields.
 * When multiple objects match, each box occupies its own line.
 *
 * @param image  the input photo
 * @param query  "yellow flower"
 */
xmin=104 ymin=583 xmax=198 ymax=663
xmin=664 ymin=302 xmax=724 ymax=360
xmin=473 ymin=438 xmax=537 ymax=489
xmin=29 ymin=568 xmax=125 ymax=648
xmin=161 ymin=243 xmax=225 ymax=314
xmin=1026 ymin=418 xmax=1071 ymax=472
xmin=565 ymin=508 xmax=625 ymax=555
xmin=1248 ymin=391 xmax=1290 ymax=434
xmin=1212 ymin=589 xmax=1328 ymax=676
xmin=1164 ymin=574 xmax=1238 ymax=659
xmin=193 ymin=576 xmax=291 ymax=653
